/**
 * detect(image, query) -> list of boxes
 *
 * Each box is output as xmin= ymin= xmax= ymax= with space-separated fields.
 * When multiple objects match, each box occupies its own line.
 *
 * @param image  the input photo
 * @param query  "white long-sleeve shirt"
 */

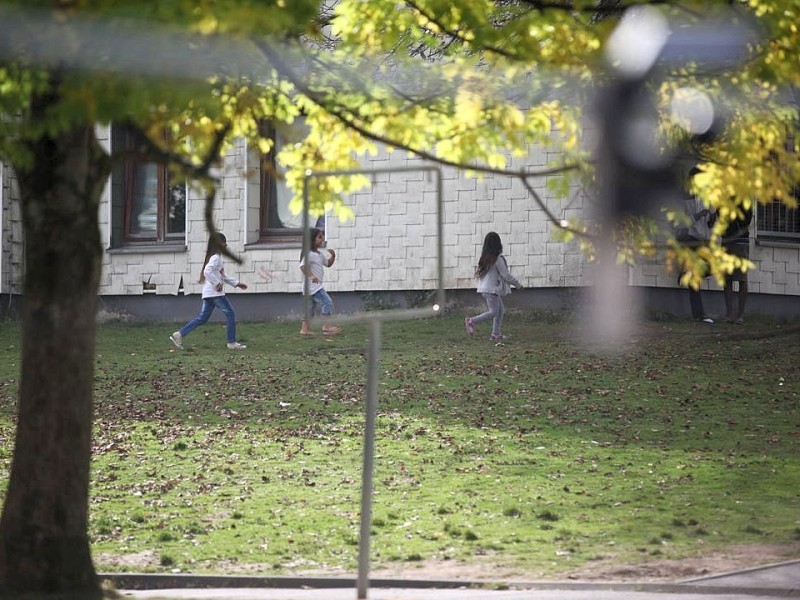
xmin=201 ymin=254 xmax=239 ymax=298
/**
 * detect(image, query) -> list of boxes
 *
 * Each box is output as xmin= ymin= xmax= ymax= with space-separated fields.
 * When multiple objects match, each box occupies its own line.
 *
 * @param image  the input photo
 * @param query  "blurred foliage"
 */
xmin=0 ymin=0 xmax=798 ymax=277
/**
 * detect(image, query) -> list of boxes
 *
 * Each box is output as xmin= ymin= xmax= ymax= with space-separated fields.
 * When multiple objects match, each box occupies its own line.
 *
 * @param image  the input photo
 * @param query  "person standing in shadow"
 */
xmin=676 ymin=169 xmax=714 ymax=323
xmin=719 ymin=205 xmax=753 ymax=324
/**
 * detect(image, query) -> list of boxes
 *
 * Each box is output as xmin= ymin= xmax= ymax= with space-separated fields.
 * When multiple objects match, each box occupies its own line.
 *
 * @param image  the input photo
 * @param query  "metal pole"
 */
xmin=356 ymin=319 xmax=381 ymax=600
xmin=301 ymin=173 xmax=311 ymax=324
xmin=434 ymin=169 xmax=445 ymax=311
xmin=302 ymin=165 xmax=443 ymax=600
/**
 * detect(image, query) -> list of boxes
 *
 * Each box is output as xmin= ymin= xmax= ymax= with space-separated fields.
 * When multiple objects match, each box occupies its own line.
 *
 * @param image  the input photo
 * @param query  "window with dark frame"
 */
xmin=259 ymin=121 xmax=306 ymax=243
xmin=757 ymin=188 xmax=800 ymax=241
xmin=756 ymin=131 xmax=800 ymax=242
xmin=111 ymin=125 xmax=186 ymax=246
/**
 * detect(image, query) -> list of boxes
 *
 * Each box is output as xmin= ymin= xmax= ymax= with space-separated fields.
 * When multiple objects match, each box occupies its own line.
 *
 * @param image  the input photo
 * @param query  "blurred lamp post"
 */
xmin=586 ymin=6 xmax=756 ymax=348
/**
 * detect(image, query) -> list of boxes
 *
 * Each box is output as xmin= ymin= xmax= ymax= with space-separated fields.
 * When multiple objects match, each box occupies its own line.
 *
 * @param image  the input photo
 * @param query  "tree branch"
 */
xmin=405 ymin=0 xmax=518 ymax=60
xmin=255 ymin=39 xmax=587 ymax=239
xmin=110 ymin=119 xmax=229 ymax=184
xmin=514 ymin=0 xmax=672 ymax=14
xmin=111 ymin=120 xmax=242 ymax=263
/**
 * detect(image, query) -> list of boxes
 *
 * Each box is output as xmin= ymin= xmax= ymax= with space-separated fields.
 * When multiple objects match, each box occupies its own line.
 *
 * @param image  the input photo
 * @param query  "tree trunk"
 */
xmin=0 ymin=87 xmax=108 ymax=599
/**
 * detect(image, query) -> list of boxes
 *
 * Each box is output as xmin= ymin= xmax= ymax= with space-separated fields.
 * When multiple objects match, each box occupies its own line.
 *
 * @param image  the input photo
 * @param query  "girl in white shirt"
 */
xmin=170 ymin=233 xmax=248 ymax=350
xmin=464 ymin=232 xmax=523 ymax=343
xmin=299 ymin=228 xmax=341 ymax=336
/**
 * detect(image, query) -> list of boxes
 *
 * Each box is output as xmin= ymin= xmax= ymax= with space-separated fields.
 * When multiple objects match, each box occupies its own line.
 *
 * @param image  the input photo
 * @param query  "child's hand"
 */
xmin=216 ymin=283 xmax=223 ymax=292
xmin=238 ymin=283 xmax=248 ymax=290
xmin=311 ymin=276 xmax=320 ymax=284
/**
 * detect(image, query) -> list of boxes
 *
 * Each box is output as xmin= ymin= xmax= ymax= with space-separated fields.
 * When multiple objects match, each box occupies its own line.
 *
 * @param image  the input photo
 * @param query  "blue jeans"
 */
xmin=310 ymin=289 xmax=333 ymax=316
xmin=179 ymin=296 xmax=237 ymax=343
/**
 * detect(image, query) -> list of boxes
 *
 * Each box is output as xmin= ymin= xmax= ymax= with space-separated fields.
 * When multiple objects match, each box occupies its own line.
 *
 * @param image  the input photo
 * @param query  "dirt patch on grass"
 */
xmin=561 ymin=543 xmax=800 ymax=582
xmin=365 ymin=543 xmax=800 ymax=583
xmin=95 ymin=542 xmax=800 ymax=583
xmin=97 ymin=550 xmax=160 ymax=570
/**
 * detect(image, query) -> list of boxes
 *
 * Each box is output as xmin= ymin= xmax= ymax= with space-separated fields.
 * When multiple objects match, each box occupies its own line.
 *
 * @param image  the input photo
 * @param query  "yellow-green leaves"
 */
xmin=748 ymin=0 xmax=800 ymax=85
xmin=3 ymin=0 xmax=799 ymax=279
xmin=276 ymin=107 xmax=378 ymax=222
xmin=454 ymin=87 xmax=483 ymax=128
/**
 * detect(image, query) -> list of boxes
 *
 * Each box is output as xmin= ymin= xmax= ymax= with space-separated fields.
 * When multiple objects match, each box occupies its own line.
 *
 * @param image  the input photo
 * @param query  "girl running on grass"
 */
xmin=299 ymin=227 xmax=341 ymax=336
xmin=170 ymin=232 xmax=248 ymax=350
xmin=464 ymin=231 xmax=523 ymax=343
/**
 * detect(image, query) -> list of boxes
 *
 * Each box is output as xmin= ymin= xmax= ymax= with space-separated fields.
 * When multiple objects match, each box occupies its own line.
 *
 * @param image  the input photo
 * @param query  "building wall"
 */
xmin=629 ymin=229 xmax=800 ymax=298
xmin=92 ymin=134 xmax=590 ymax=301
xmin=0 ymin=162 xmax=24 ymax=298
xmin=1 ymin=129 xmax=799 ymax=321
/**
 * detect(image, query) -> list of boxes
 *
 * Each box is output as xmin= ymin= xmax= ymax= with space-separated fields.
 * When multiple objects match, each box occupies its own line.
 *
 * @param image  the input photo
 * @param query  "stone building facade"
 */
xmin=1 ymin=124 xmax=799 ymax=323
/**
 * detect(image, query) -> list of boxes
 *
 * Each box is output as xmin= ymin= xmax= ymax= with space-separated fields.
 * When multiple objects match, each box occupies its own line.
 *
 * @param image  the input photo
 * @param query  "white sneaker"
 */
xmin=227 ymin=342 xmax=246 ymax=350
xmin=170 ymin=332 xmax=183 ymax=349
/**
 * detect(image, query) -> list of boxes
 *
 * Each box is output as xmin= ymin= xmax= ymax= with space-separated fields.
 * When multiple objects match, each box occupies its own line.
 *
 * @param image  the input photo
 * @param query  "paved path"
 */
xmin=114 ymin=560 xmax=800 ymax=599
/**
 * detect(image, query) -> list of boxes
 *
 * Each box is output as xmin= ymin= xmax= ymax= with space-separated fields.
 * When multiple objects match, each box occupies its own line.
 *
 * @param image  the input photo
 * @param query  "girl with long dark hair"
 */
xmin=465 ymin=232 xmax=523 ymax=343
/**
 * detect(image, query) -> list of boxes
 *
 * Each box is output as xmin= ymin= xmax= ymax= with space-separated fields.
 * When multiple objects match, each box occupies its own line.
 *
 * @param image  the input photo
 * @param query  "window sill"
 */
xmin=755 ymin=238 xmax=800 ymax=248
xmin=245 ymin=240 xmax=302 ymax=251
xmin=107 ymin=244 xmax=187 ymax=255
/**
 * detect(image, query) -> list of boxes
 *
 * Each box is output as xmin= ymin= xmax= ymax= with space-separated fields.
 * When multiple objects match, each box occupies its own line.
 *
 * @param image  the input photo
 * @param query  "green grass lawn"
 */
xmin=0 ymin=310 xmax=798 ymax=578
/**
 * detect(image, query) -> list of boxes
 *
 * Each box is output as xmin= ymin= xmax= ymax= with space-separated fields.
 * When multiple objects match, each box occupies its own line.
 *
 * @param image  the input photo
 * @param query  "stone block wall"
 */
xmin=1 ymin=131 xmax=799 ymax=309
xmin=86 ymin=139 xmax=591 ymax=299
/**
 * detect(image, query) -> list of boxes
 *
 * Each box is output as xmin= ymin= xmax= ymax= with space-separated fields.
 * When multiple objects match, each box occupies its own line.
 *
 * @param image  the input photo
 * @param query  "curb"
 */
xmin=680 ymin=559 xmax=800 ymax=584
xmin=101 ymin=573 xmax=800 ymax=598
